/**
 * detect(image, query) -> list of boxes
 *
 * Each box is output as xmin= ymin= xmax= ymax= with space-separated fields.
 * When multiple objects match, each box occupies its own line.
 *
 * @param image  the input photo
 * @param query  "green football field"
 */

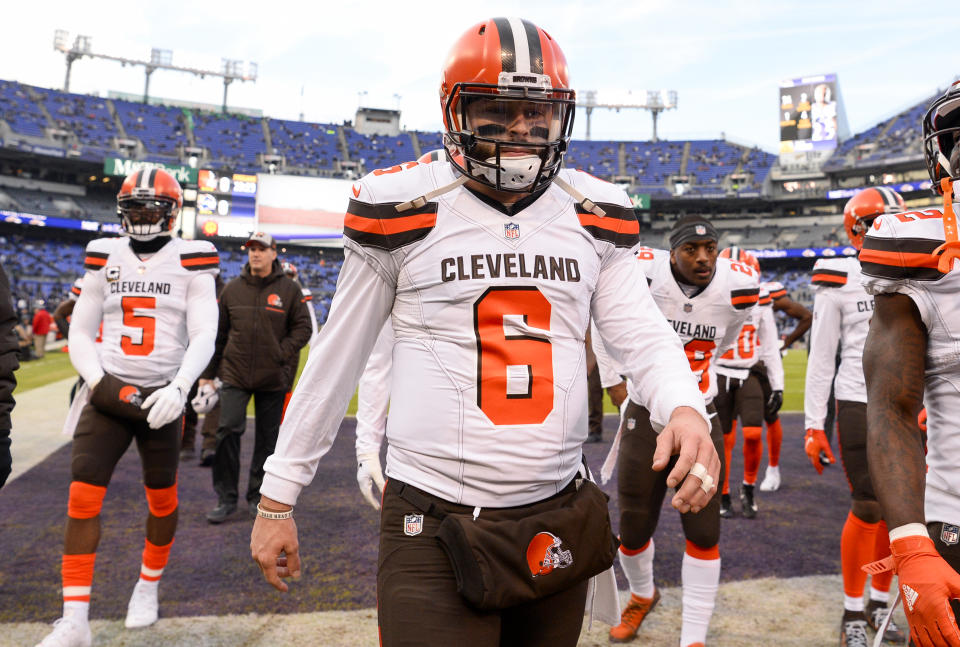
xmin=15 ymin=346 xmax=809 ymax=416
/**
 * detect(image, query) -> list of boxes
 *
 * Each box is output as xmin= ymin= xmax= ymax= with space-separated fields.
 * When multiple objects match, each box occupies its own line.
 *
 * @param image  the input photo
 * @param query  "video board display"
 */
xmin=779 ymin=74 xmax=839 ymax=153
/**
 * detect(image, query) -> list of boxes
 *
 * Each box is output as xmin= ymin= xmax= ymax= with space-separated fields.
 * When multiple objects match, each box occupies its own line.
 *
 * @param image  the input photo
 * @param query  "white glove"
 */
xmin=191 ymin=379 xmax=221 ymax=414
xmin=141 ymin=378 xmax=189 ymax=430
xmin=356 ymin=452 xmax=385 ymax=510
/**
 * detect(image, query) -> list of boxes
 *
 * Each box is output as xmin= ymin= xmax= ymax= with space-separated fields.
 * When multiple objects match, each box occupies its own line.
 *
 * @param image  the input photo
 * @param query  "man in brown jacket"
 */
xmin=201 ymin=232 xmax=312 ymax=523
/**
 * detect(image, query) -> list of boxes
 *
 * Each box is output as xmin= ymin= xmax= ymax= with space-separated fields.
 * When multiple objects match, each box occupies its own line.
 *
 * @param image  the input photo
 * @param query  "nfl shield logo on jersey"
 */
xmin=683 ymin=303 xmax=693 ymax=313
xmin=504 ymin=222 xmax=520 ymax=240
xmin=942 ymin=524 xmax=960 ymax=546
xmin=403 ymin=514 xmax=423 ymax=536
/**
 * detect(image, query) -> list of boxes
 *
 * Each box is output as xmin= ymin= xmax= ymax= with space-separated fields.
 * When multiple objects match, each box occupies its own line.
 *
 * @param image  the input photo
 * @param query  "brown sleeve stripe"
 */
xmin=758 ymin=294 xmax=771 ymax=305
xmin=181 ymin=252 xmax=220 ymax=271
xmin=577 ymin=203 xmax=640 ymax=248
xmin=344 ymin=199 xmax=437 ymax=250
xmin=811 ymin=269 xmax=848 ymax=287
xmin=70 ymin=286 xmax=82 ymax=296
xmin=769 ymin=288 xmax=787 ymax=299
xmin=860 ymin=236 xmax=945 ymax=281
xmin=83 ymin=252 xmax=109 ymax=270
xmin=731 ymin=287 xmax=760 ymax=309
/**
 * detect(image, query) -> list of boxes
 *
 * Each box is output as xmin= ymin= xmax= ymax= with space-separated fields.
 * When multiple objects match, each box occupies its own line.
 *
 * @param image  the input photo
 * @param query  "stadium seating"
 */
xmin=267 ymin=119 xmax=340 ymax=170
xmin=0 ymin=81 xmax=49 ymax=137
xmin=192 ymin=111 xmax=265 ymax=170
xmin=112 ymin=99 xmax=186 ymax=159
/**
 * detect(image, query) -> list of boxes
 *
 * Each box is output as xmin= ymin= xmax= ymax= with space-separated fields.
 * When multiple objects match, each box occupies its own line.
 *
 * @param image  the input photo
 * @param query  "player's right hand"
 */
xmin=356 ymin=452 xmax=385 ymax=510
xmin=890 ymin=534 xmax=960 ymax=647
xmin=804 ymin=428 xmax=834 ymax=474
xmin=251 ymin=497 xmax=301 ymax=593
xmin=654 ymin=406 xmax=719 ymax=514
xmin=141 ymin=379 xmax=188 ymax=429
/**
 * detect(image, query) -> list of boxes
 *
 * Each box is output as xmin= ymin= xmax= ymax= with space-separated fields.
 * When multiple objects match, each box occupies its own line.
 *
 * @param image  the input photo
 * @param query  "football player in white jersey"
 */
xmin=714 ymin=247 xmax=783 ymax=519
xmin=249 ymin=18 xmax=718 ymax=647
xmin=862 ymin=82 xmax=960 ymax=647
xmin=602 ymin=217 xmax=758 ymax=645
xmin=804 ymin=186 xmax=907 ymax=647
xmin=36 ymin=169 xmax=219 ymax=647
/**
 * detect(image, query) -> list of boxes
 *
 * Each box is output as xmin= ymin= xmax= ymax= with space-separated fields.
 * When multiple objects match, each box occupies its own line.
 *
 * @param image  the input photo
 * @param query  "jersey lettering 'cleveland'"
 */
xmin=343 ymin=161 xmax=640 ymax=505
xmin=635 ymin=248 xmax=758 ymax=404
xmin=861 ymin=207 xmax=960 ymax=525
xmin=82 ymin=237 xmax=219 ymax=387
xmin=803 ymin=256 xmax=871 ymax=430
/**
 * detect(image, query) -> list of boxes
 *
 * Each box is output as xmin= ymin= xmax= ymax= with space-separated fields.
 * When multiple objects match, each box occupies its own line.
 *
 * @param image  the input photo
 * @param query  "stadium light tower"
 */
xmin=577 ymin=89 xmax=678 ymax=141
xmin=53 ymin=30 xmax=257 ymax=112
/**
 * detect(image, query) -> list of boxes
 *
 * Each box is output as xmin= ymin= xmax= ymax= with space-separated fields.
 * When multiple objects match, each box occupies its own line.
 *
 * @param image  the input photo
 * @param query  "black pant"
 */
xmin=212 ymin=384 xmax=285 ymax=505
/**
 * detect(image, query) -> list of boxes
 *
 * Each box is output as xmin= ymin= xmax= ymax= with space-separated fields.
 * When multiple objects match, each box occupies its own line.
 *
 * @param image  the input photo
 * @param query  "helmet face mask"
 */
xmin=922 ymin=82 xmax=960 ymax=193
xmin=440 ymin=18 xmax=575 ymax=194
xmin=117 ymin=169 xmax=182 ymax=241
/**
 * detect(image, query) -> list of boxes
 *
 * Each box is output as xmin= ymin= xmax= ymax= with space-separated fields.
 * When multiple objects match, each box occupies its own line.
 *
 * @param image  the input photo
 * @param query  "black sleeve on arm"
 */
xmin=201 ymin=284 xmax=230 ymax=380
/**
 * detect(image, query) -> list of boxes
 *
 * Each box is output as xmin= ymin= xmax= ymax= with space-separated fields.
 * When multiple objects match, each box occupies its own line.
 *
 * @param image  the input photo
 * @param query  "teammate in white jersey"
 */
xmin=805 ymin=186 xmax=907 ymax=647
xmin=862 ymin=82 xmax=960 ymax=647
xmin=714 ymin=247 xmax=783 ymax=519
xmin=249 ymin=18 xmax=718 ymax=647
xmin=604 ymin=217 xmax=758 ymax=646
xmin=36 ymin=169 xmax=219 ymax=647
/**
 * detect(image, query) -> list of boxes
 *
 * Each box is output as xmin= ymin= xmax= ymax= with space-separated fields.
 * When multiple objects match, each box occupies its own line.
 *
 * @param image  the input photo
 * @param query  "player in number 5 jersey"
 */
xmin=250 ymin=18 xmax=718 ymax=647
xmin=36 ymin=169 xmax=219 ymax=647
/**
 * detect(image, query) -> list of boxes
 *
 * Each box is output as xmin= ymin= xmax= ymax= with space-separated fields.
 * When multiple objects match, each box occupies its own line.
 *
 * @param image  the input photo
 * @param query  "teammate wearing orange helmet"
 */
xmin=714 ymin=246 xmax=784 ymax=519
xmin=36 ymin=169 xmax=220 ymax=647
xmin=861 ymin=81 xmax=960 ymax=647
xmin=249 ymin=17 xmax=718 ymax=647
xmin=804 ymin=186 xmax=906 ymax=646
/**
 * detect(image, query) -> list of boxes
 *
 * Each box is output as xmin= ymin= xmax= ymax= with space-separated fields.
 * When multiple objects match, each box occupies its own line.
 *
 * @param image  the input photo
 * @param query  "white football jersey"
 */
xmin=355 ymin=319 xmax=394 ymax=457
xmin=860 ymin=206 xmax=960 ymax=525
xmin=636 ymin=247 xmax=759 ymax=404
xmin=80 ymin=237 xmax=219 ymax=386
xmin=263 ymin=161 xmax=708 ymax=508
xmin=717 ymin=285 xmax=785 ymax=390
xmin=762 ymin=280 xmax=787 ymax=302
xmin=803 ymin=256 xmax=873 ymax=429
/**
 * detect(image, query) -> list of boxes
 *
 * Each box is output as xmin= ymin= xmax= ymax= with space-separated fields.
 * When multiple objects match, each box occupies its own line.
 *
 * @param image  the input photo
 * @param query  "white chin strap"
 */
xmin=477 ymin=155 xmax=542 ymax=190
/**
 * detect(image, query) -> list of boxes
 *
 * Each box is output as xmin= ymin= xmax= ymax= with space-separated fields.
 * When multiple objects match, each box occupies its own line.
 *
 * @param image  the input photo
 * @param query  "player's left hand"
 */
xmin=141 ymin=379 xmax=188 ymax=429
xmin=606 ymin=380 xmax=628 ymax=408
xmin=653 ymin=406 xmax=719 ymax=514
xmin=356 ymin=452 xmax=385 ymax=510
xmin=766 ymin=390 xmax=783 ymax=417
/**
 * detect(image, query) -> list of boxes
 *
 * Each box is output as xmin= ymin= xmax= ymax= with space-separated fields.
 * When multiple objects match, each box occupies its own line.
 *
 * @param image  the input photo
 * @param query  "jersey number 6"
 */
xmin=474 ymin=286 xmax=553 ymax=426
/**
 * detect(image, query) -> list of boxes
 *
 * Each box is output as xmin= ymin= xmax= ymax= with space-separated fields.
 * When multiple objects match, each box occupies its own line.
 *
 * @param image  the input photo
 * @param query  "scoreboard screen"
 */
xmin=779 ymin=74 xmax=839 ymax=153
xmin=196 ymin=169 xmax=258 ymax=238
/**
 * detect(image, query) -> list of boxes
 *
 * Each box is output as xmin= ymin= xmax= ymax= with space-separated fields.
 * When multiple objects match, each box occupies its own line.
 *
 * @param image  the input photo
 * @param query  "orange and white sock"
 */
xmin=140 ymin=538 xmax=174 ymax=582
xmin=870 ymin=520 xmax=893 ymax=603
xmin=681 ymin=541 xmax=720 ymax=647
xmin=62 ymin=553 xmax=95 ymax=622
xmin=766 ymin=417 xmax=783 ymax=468
xmin=618 ymin=539 xmax=655 ymax=598
xmin=841 ymin=511 xmax=879 ymax=611
xmin=742 ymin=426 xmax=763 ymax=485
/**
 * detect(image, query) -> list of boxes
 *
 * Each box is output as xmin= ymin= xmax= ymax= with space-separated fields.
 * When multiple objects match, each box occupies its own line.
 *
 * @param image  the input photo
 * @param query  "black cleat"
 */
xmin=206 ymin=502 xmax=236 ymax=524
xmin=740 ymin=484 xmax=758 ymax=519
xmin=840 ymin=613 xmax=869 ymax=647
xmin=719 ymin=493 xmax=734 ymax=518
xmin=199 ymin=449 xmax=215 ymax=467
xmin=866 ymin=601 xmax=907 ymax=644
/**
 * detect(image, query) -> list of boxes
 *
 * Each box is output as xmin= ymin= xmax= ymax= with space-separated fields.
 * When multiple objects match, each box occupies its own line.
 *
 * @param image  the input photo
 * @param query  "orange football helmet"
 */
xmin=117 ymin=168 xmax=182 ymax=240
xmin=440 ymin=17 xmax=575 ymax=193
xmin=719 ymin=246 xmax=760 ymax=273
xmin=281 ymin=261 xmax=298 ymax=279
xmin=525 ymin=532 xmax=573 ymax=577
xmin=842 ymin=186 xmax=904 ymax=249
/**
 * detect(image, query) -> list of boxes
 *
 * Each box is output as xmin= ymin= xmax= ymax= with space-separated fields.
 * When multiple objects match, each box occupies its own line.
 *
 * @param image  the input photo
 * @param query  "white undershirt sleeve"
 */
xmin=172 ymin=273 xmax=218 ymax=388
xmin=591 ymin=249 xmax=709 ymax=433
xmin=355 ymin=320 xmax=395 ymax=457
xmin=261 ymin=248 xmax=396 ymax=505
xmin=590 ymin=319 xmax=623 ymax=388
xmin=68 ymin=270 xmax=106 ymax=386
xmin=804 ymin=289 xmax=842 ymax=430
xmin=759 ymin=306 xmax=785 ymax=391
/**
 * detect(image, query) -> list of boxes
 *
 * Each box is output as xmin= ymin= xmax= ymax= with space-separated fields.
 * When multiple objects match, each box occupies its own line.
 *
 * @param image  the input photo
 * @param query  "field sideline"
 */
xmin=13 ymin=347 xmax=810 ymax=414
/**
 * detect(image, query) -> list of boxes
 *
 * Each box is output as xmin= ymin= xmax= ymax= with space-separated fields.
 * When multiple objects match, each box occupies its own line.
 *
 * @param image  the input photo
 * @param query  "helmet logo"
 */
xmin=267 ymin=294 xmax=283 ymax=308
xmin=504 ymin=222 xmax=520 ymax=240
xmin=118 ymin=385 xmax=143 ymax=407
xmin=526 ymin=531 xmax=573 ymax=577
